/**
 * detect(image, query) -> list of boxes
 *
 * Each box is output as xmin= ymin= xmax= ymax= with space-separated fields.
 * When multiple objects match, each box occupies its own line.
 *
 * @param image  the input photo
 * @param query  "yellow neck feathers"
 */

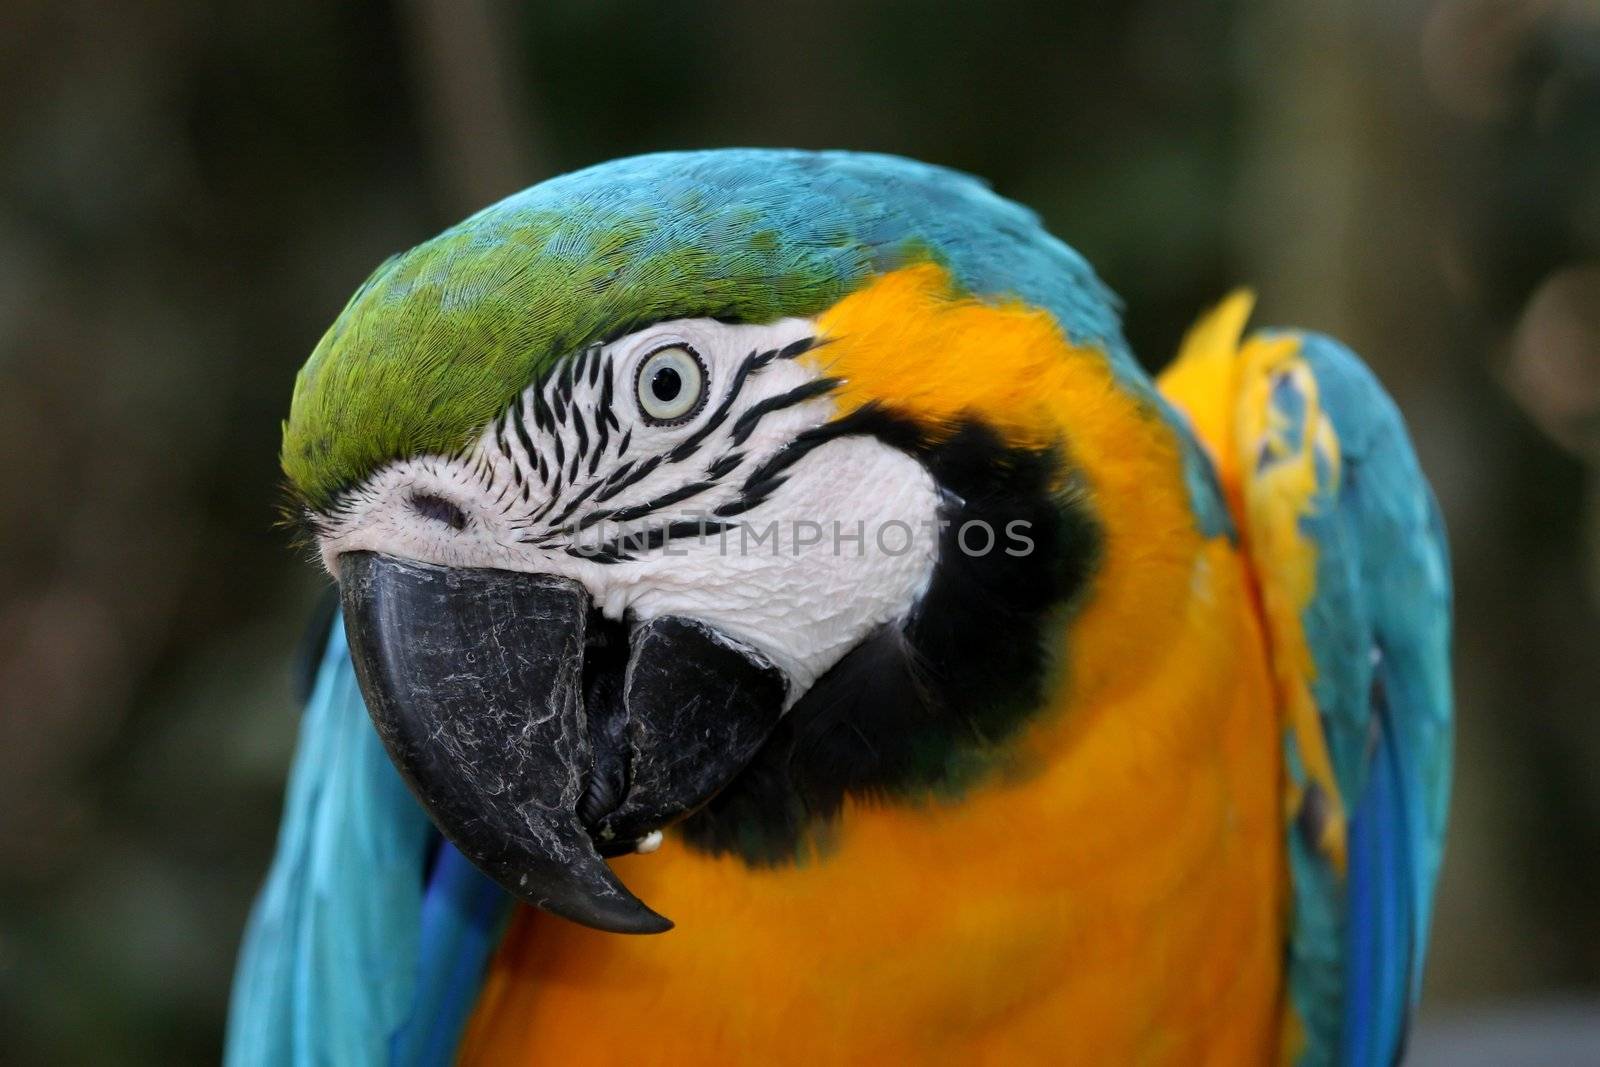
xmin=813 ymin=264 xmax=1211 ymax=726
xmin=460 ymin=268 xmax=1287 ymax=1064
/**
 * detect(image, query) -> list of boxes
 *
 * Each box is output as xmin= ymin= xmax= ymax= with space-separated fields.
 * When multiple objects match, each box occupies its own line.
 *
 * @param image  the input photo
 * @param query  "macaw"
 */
xmin=227 ymin=149 xmax=1451 ymax=1065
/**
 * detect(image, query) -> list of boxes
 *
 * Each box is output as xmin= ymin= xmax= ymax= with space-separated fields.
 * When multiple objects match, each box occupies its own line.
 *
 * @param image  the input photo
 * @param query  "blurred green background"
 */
xmin=2 ymin=1 xmax=1598 ymax=1062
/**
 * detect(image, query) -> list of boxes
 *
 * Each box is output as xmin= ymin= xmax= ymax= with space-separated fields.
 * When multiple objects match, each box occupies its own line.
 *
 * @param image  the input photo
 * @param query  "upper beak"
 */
xmin=335 ymin=551 xmax=787 ymax=934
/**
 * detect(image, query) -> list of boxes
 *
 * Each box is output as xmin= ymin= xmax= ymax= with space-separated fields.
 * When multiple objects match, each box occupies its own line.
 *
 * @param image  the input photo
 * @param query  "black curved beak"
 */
xmin=335 ymin=551 xmax=787 ymax=934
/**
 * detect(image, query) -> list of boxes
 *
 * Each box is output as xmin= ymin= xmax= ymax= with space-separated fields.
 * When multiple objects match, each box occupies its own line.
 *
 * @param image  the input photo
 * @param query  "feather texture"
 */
xmin=390 ymin=845 xmax=510 ymax=1065
xmin=1160 ymin=299 xmax=1452 ymax=1066
xmin=246 ymin=152 xmax=1450 ymax=1063
xmin=280 ymin=150 xmax=1227 ymax=524
xmin=460 ymin=267 xmax=1288 ymax=1064
xmin=226 ymin=616 xmax=509 ymax=1066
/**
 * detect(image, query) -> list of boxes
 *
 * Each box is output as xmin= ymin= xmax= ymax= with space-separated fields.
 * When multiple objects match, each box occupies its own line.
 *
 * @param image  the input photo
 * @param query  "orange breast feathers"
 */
xmin=459 ymin=267 xmax=1287 ymax=1065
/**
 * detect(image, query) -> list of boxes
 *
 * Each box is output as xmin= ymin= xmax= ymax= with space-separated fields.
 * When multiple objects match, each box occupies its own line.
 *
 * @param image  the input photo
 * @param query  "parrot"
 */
xmin=226 ymin=149 xmax=1452 ymax=1066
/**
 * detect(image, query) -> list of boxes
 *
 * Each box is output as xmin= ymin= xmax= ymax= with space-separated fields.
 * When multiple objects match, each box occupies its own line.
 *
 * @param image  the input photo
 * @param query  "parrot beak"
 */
xmin=334 ymin=551 xmax=787 ymax=934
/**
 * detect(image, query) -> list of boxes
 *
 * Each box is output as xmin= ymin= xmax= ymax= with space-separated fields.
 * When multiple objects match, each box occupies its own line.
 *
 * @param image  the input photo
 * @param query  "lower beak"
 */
xmin=335 ymin=551 xmax=787 ymax=934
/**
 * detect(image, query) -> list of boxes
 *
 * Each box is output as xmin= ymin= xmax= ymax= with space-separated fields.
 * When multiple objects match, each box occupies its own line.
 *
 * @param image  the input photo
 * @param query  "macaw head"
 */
xmin=283 ymin=150 xmax=1209 ymax=933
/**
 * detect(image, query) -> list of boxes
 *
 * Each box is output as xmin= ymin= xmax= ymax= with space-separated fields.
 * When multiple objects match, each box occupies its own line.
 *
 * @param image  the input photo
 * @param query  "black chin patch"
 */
xmin=679 ymin=409 xmax=1102 ymax=865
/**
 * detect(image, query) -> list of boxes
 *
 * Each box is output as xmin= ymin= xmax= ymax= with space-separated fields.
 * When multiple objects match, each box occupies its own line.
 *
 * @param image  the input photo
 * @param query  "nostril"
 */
xmin=409 ymin=492 xmax=467 ymax=530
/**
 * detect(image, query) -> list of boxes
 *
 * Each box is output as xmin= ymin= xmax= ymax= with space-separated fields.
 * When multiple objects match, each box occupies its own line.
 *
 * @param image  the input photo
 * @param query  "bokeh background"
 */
xmin=3 ymin=1 xmax=1598 ymax=1062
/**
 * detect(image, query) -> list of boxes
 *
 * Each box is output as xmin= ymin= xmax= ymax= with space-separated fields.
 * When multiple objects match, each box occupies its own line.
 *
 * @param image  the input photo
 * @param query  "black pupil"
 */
xmin=651 ymin=364 xmax=683 ymax=403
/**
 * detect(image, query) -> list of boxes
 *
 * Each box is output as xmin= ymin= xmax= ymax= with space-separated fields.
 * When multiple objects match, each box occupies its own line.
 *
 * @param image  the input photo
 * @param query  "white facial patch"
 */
xmin=314 ymin=318 xmax=943 ymax=694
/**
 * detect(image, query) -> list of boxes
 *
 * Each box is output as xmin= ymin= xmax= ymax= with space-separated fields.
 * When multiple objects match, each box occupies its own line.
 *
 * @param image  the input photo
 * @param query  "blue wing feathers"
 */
xmin=1343 ymin=703 xmax=1415 ymax=1067
xmin=226 ymin=616 xmax=510 ymax=1066
xmin=390 ymin=842 xmax=510 ymax=1065
xmin=1281 ymin=333 xmax=1453 ymax=1067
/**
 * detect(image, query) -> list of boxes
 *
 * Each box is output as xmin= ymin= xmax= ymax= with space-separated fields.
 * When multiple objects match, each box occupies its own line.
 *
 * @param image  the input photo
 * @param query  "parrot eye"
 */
xmin=635 ymin=344 xmax=707 ymax=425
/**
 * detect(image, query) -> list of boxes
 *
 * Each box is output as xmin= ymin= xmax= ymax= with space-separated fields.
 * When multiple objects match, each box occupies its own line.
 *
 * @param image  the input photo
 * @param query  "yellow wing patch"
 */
xmin=1160 ymin=295 xmax=1348 ymax=871
xmin=1160 ymin=297 xmax=1352 ymax=1065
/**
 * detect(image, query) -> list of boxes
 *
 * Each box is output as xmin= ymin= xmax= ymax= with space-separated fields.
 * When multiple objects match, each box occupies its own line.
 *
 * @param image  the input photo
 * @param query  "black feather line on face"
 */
xmin=593 ymin=452 xmax=660 ymax=503
xmin=580 ymin=518 xmax=736 ymax=560
xmin=707 ymin=495 xmax=764 ymax=519
xmin=572 ymin=403 xmax=590 ymax=459
xmin=537 ymin=471 xmax=609 ymax=533
xmin=680 ymin=409 xmax=1102 ymax=866
xmin=728 ymin=377 xmax=842 ymax=447
xmin=469 ymin=450 xmax=491 ymax=491
xmin=704 ymin=451 xmax=744 ymax=480
xmin=591 ymin=360 xmax=613 ymax=467
xmin=558 ymin=352 xmax=577 ymax=400
xmin=565 ymin=544 xmax=628 ymax=564
xmin=591 ymin=459 xmax=635 ymax=503
xmin=493 ymin=411 xmax=511 ymax=460
xmin=509 ymin=399 xmax=537 ymax=472
xmin=699 ymin=403 xmax=900 ymax=521
xmin=743 ymin=403 xmax=915 ymax=487
xmin=660 ymin=339 xmax=803 ymax=466
xmin=538 ymin=339 xmax=829 ymax=551
xmin=545 ymin=467 xmax=565 ymax=511
xmin=532 ymin=387 xmax=552 ymax=434
xmin=604 ymin=480 xmax=715 ymax=524
xmin=574 ymin=506 xmax=614 ymax=532
xmin=458 ymin=335 xmax=826 ymax=556
xmin=714 ymin=476 xmax=785 ymax=516
xmin=778 ymin=335 xmax=822 ymax=361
